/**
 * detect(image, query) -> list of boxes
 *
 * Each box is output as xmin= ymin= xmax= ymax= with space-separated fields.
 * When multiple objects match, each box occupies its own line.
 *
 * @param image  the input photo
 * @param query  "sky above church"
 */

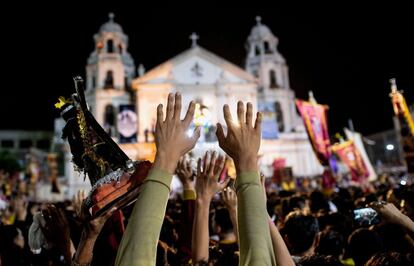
xmin=3 ymin=5 xmax=413 ymax=136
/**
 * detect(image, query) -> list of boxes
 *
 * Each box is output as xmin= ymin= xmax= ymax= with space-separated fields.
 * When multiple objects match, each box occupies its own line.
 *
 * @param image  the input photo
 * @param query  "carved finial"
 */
xmin=308 ymin=90 xmax=317 ymax=104
xmin=138 ymin=64 xmax=145 ymax=77
xmin=389 ymin=78 xmax=398 ymax=93
xmin=256 ymin=16 xmax=262 ymax=25
xmin=109 ymin=13 xmax=115 ymax=22
xmin=189 ymin=32 xmax=199 ymax=47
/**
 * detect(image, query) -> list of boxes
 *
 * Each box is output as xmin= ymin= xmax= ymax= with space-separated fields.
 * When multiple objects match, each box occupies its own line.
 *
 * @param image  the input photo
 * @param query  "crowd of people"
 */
xmin=1 ymin=93 xmax=413 ymax=265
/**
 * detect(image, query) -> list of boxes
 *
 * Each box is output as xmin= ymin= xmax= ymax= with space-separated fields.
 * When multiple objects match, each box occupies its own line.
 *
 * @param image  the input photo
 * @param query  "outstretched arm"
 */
xmin=260 ymin=176 xmax=294 ymax=266
xmin=175 ymin=155 xmax=196 ymax=264
xmin=192 ymin=151 xmax=228 ymax=263
xmin=115 ymin=93 xmax=200 ymax=266
xmin=370 ymin=202 xmax=414 ymax=240
xmin=73 ymin=204 xmax=117 ymax=265
xmin=222 ymin=187 xmax=238 ymax=242
xmin=216 ymin=102 xmax=276 ymax=265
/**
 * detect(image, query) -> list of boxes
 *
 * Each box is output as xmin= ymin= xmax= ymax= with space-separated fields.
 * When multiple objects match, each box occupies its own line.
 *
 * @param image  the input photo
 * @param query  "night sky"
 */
xmin=2 ymin=6 xmax=413 ymax=137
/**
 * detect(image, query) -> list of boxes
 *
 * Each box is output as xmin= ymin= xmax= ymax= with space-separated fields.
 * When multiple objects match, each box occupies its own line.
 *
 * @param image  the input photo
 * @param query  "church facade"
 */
xmin=61 ymin=14 xmax=323 ymax=196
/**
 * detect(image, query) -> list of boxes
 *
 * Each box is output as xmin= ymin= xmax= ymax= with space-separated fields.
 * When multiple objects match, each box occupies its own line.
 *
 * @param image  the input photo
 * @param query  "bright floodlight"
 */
xmin=386 ymin=144 xmax=395 ymax=151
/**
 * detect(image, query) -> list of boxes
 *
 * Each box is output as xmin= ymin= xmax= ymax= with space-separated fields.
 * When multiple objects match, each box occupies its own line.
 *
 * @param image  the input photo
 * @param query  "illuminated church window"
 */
xmin=104 ymin=71 xmax=114 ymax=88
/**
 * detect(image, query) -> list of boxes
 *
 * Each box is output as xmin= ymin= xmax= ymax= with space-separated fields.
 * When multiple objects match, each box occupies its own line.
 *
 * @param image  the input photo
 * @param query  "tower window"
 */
xmin=275 ymin=102 xmax=284 ymax=132
xmin=269 ymin=70 xmax=277 ymax=88
xmin=118 ymin=44 xmax=123 ymax=54
xmin=124 ymin=76 xmax=130 ymax=90
xmin=107 ymin=39 xmax=114 ymax=53
xmin=92 ymin=75 xmax=96 ymax=88
xmin=264 ymin=41 xmax=271 ymax=54
xmin=104 ymin=104 xmax=115 ymax=136
xmin=105 ymin=105 xmax=115 ymax=126
xmin=104 ymin=71 xmax=114 ymax=89
xmin=255 ymin=45 xmax=261 ymax=56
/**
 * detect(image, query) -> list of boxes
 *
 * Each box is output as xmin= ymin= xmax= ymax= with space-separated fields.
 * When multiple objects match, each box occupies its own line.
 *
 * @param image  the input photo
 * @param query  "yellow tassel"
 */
xmin=55 ymin=96 xmax=73 ymax=109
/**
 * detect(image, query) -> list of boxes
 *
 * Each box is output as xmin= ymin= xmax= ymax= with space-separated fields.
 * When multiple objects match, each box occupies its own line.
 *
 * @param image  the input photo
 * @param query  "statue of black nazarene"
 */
xmin=55 ymin=76 xmax=151 ymax=217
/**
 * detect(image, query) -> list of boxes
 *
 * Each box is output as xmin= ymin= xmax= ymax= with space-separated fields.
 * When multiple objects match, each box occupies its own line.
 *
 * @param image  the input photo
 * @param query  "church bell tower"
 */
xmin=85 ymin=13 xmax=136 ymax=137
xmin=245 ymin=16 xmax=298 ymax=133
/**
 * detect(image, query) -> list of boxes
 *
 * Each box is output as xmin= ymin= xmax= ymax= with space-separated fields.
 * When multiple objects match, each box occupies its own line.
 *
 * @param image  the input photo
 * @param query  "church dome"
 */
xmin=99 ymin=13 xmax=123 ymax=33
xmin=249 ymin=16 xmax=274 ymax=40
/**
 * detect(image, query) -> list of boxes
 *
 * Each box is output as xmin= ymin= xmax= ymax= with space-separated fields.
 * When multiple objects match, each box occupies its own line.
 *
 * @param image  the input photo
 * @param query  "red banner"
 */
xmin=331 ymin=140 xmax=369 ymax=183
xmin=296 ymin=100 xmax=331 ymax=166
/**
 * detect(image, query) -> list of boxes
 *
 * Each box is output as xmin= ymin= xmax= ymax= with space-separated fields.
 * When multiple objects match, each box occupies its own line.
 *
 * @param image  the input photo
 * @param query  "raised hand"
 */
xmin=192 ymin=151 xmax=228 ymax=262
xmin=176 ymin=155 xmax=195 ymax=190
xmin=73 ymin=201 xmax=117 ymax=265
xmin=78 ymin=200 xmax=117 ymax=238
xmin=222 ymin=187 xmax=237 ymax=212
xmin=195 ymin=151 xmax=229 ymax=202
xmin=369 ymin=201 xmax=406 ymax=225
xmin=41 ymin=204 xmax=72 ymax=264
xmin=154 ymin=92 xmax=200 ymax=173
xmin=216 ymin=102 xmax=262 ymax=173
xmin=72 ymin=189 xmax=86 ymax=219
xmin=221 ymin=186 xmax=239 ymax=243
xmin=369 ymin=201 xmax=414 ymax=238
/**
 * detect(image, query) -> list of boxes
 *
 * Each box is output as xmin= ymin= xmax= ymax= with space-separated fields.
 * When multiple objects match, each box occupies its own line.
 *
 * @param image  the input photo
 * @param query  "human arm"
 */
xmin=175 ymin=155 xmax=196 ymax=263
xmin=41 ymin=204 xmax=72 ymax=266
xmin=115 ymin=93 xmax=200 ymax=266
xmin=216 ymin=102 xmax=276 ymax=265
xmin=221 ymin=187 xmax=238 ymax=242
xmin=260 ymin=175 xmax=294 ymax=266
xmin=72 ymin=205 xmax=117 ymax=265
xmin=192 ymin=151 xmax=228 ymax=263
xmin=370 ymin=201 xmax=414 ymax=240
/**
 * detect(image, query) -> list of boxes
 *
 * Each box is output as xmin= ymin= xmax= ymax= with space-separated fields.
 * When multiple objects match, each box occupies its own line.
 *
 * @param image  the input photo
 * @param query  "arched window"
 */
xmin=104 ymin=71 xmax=114 ymax=89
xmin=264 ymin=41 xmax=271 ymax=54
xmin=105 ymin=105 xmax=115 ymax=125
xmin=275 ymin=102 xmax=284 ymax=132
xmin=118 ymin=44 xmax=123 ymax=54
xmin=269 ymin=70 xmax=277 ymax=88
xmin=107 ymin=39 xmax=114 ymax=53
xmin=255 ymin=45 xmax=261 ymax=56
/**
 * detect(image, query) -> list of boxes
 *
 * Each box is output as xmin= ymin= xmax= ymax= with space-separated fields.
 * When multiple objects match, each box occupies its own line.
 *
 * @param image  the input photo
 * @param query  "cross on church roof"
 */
xmin=109 ymin=12 xmax=115 ymax=22
xmin=256 ymin=16 xmax=262 ymax=25
xmin=189 ymin=32 xmax=199 ymax=47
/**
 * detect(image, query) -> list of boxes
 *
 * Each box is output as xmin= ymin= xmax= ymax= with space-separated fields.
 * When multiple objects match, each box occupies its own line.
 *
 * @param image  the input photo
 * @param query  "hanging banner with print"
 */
xmin=331 ymin=140 xmax=370 ymax=183
xmin=389 ymin=79 xmax=414 ymax=173
xmin=296 ymin=99 xmax=331 ymax=166
xmin=118 ymin=105 xmax=137 ymax=143
xmin=258 ymin=102 xmax=279 ymax=139
xmin=344 ymin=128 xmax=377 ymax=181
